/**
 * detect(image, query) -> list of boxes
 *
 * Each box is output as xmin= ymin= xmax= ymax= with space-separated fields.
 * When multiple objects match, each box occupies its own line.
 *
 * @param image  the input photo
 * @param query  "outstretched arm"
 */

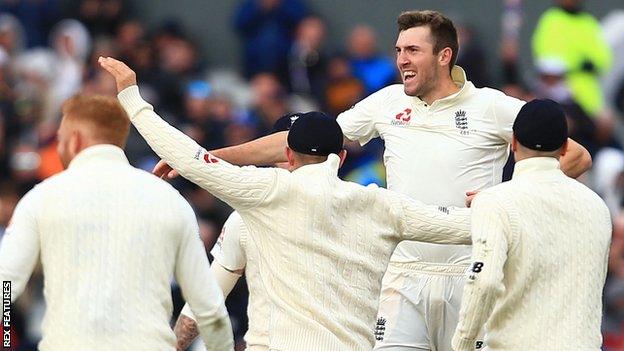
xmin=99 ymin=57 xmax=278 ymax=211
xmin=397 ymin=193 xmax=471 ymax=245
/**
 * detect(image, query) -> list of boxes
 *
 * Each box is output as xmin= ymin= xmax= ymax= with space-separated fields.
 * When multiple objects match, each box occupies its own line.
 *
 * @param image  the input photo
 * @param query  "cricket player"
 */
xmin=176 ymin=212 xmax=263 ymax=351
xmin=0 ymin=95 xmax=233 ymax=350
xmin=452 ymin=99 xmax=611 ymax=350
xmin=152 ymin=10 xmax=592 ymax=351
xmin=174 ymin=116 xmax=296 ymax=351
xmin=155 ymin=11 xmax=591 ymax=351
xmin=100 ymin=55 xmax=473 ymax=351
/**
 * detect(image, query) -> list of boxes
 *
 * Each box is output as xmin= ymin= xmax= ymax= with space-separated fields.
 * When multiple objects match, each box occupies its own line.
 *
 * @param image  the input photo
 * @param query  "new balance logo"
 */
xmin=374 ymin=317 xmax=386 ymax=341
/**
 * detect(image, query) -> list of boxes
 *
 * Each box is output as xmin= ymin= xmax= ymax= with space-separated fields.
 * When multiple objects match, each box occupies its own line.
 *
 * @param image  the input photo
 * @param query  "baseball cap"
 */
xmin=513 ymin=99 xmax=568 ymax=152
xmin=272 ymin=113 xmax=299 ymax=133
xmin=287 ymin=111 xmax=344 ymax=156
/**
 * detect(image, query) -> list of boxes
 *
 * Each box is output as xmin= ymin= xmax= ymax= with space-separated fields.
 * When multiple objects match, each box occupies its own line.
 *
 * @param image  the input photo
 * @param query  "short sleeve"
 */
xmin=336 ymin=88 xmax=387 ymax=145
xmin=210 ymin=212 xmax=247 ymax=272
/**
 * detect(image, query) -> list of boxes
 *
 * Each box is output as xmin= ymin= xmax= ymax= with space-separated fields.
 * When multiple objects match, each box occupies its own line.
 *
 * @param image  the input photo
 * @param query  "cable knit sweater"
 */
xmin=452 ymin=157 xmax=612 ymax=351
xmin=119 ymin=85 xmax=471 ymax=351
xmin=0 ymin=145 xmax=232 ymax=350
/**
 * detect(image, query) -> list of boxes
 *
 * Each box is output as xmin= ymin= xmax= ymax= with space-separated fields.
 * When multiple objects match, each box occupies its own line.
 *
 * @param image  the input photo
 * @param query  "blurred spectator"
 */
xmin=500 ymin=0 xmax=522 ymax=87
xmin=70 ymin=0 xmax=130 ymax=37
xmin=347 ymin=25 xmax=396 ymax=94
xmin=532 ymin=0 xmax=612 ymax=117
xmin=593 ymin=148 xmax=624 ymax=215
xmin=456 ymin=23 xmax=490 ymax=88
xmin=287 ymin=15 xmax=327 ymax=104
xmin=0 ymin=0 xmax=59 ymax=48
xmin=115 ymin=19 xmax=146 ymax=66
xmin=324 ymin=54 xmax=364 ymax=116
xmin=533 ymin=58 xmax=599 ymax=155
xmin=234 ymin=0 xmax=309 ymax=80
xmin=601 ymin=10 xmax=624 ymax=115
xmin=181 ymin=80 xmax=229 ymax=149
xmin=245 ymin=72 xmax=291 ymax=133
xmin=43 ymin=19 xmax=91 ymax=123
xmin=0 ymin=13 xmax=26 ymax=58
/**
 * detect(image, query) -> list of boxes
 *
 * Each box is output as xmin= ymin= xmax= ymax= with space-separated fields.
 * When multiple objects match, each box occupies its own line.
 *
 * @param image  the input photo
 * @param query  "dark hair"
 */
xmin=397 ymin=10 xmax=459 ymax=71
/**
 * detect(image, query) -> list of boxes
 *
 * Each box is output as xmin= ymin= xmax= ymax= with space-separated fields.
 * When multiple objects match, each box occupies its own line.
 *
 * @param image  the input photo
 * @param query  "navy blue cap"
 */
xmin=272 ymin=113 xmax=299 ymax=133
xmin=513 ymin=99 xmax=568 ymax=152
xmin=287 ymin=111 xmax=343 ymax=156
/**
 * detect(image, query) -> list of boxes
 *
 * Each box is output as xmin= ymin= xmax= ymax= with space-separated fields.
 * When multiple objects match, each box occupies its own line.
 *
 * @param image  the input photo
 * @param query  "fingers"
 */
xmin=465 ymin=196 xmax=475 ymax=208
xmin=152 ymin=160 xmax=179 ymax=179
xmin=98 ymin=56 xmax=137 ymax=92
xmin=152 ymin=160 xmax=170 ymax=176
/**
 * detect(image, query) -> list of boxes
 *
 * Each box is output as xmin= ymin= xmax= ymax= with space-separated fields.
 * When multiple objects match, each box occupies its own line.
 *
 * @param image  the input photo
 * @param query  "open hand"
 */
xmin=98 ymin=56 xmax=137 ymax=92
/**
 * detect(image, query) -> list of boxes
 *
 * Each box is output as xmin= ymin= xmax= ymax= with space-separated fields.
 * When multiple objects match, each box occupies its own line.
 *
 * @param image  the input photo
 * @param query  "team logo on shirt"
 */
xmin=374 ymin=317 xmax=386 ymax=340
xmin=203 ymin=153 xmax=219 ymax=164
xmin=455 ymin=109 xmax=469 ymax=135
xmin=391 ymin=108 xmax=412 ymax=126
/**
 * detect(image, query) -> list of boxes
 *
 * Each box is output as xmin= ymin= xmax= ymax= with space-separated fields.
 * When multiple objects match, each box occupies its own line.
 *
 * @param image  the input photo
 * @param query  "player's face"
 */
xmin=395 ymin=26 xmax=439 ymax=97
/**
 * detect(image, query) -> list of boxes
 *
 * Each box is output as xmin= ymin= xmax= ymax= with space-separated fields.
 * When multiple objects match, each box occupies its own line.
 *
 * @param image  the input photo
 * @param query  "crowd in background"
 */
xmin=0 ymin=0 xmax=623 ymax=350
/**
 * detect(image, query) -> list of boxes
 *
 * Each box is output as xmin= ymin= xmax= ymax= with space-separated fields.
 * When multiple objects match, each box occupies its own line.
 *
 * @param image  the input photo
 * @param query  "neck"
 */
xmin=419 ymin=73 xmax=460 ymax=105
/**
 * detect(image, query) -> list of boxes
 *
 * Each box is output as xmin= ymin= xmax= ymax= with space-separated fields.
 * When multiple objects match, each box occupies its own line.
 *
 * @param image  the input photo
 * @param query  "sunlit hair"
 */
xmin=62 ymin=94 xmax=130 ymax=147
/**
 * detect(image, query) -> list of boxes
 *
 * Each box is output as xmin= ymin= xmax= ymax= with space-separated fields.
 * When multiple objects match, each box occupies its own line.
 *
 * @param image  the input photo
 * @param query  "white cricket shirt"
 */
xmin=210 ymin=211 xmax=269 ymax=351
xmin=337 ymin=66 xmax=525 ymax=264
xmin=118 ymin=85 xmax=472 ymax=350
xmin=0 ymin=145 xmax=233 ymax=350
xmin=452 ymin=157 xmax=611 ymax=350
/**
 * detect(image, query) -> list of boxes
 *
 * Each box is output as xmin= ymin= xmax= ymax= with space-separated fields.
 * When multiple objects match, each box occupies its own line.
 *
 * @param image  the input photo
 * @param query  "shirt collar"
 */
xmin=413 ymin=66 xmax=473 ymax=106
xmin=512 ymin=157 xmax=562 ymax=179
xmin=68 ymin=144 xmax=129 ymax=169
xmin=291 ymin=153 xmax=340 ymax=176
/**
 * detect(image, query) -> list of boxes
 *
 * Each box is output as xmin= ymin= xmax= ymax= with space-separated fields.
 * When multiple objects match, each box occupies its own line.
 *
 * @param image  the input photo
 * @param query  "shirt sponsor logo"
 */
xmin=391 ymin=108 xmax=412 ymax=126
xmin=203 ymin=153 xmax=219 ymax=164
xmin=455 ymin=109 xmax=469 ymax=135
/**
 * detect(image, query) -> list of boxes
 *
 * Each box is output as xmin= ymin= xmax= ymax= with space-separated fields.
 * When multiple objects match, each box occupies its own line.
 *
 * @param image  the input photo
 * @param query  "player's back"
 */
xmin=34 ymin=147 xmax=190 ymax=350
xmin=481 ymin=159 xmax=611 ymax=350
xmin=237 ymin=155 xmax=461 ymax=350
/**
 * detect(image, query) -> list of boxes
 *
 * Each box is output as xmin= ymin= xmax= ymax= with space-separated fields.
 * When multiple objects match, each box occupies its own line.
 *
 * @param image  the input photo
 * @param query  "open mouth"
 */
xmin=403 ymin=71 xmax=416 ymax=83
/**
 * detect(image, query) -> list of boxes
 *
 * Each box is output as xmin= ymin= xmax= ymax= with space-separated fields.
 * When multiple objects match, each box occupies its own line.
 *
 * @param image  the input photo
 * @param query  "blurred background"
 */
xmin=1 ymin=0 xmax=623 ymax=350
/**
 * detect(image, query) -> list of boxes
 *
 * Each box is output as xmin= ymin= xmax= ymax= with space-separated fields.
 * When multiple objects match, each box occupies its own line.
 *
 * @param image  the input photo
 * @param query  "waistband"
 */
xmin=388 ymin=261 xmax=469 ymax=275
